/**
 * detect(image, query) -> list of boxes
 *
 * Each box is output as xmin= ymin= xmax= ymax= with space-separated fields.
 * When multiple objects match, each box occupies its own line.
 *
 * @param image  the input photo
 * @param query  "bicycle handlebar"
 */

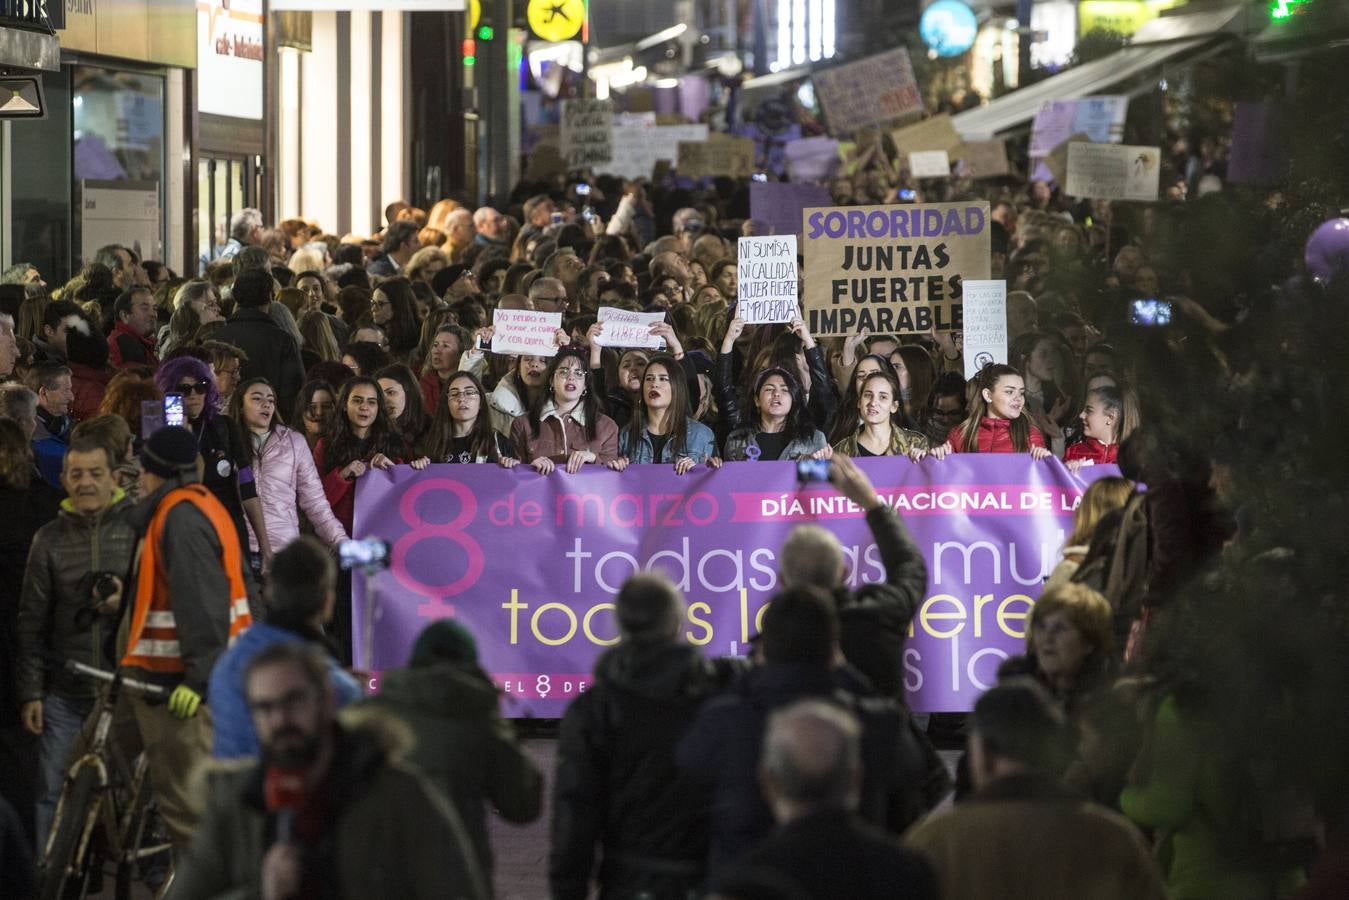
xmin=63 ymin=659 xmax=168 ymax=698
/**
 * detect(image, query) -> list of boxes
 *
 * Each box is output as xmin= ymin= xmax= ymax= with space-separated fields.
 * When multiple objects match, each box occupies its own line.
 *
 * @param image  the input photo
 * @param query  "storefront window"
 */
xmin=72 ymin=65 xmax=165 ymax=268
xmin=8 ymin=69 xmax=72 ymax=284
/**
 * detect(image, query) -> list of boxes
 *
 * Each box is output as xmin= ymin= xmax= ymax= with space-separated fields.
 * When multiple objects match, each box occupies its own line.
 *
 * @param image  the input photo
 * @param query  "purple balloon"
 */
xmin=1305 ymin=217 xmax=1349 ymax=283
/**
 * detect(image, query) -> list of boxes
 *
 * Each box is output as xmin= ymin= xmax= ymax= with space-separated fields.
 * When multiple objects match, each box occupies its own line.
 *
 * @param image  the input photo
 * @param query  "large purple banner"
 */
xmin=352 ymin=457 xmax=1119 ymax=717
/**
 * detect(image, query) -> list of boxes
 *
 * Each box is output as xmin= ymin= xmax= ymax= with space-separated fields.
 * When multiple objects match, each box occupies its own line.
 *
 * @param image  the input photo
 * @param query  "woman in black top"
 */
xmin=424 ymin=372 xmax=518 ymax=465
xmin=154 ymin=356 xmax=272 ymax=573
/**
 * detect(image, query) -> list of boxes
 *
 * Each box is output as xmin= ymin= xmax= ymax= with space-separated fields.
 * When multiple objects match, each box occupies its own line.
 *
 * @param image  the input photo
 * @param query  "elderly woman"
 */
xmin=999 ymin=582 xmax=1115 ymax=716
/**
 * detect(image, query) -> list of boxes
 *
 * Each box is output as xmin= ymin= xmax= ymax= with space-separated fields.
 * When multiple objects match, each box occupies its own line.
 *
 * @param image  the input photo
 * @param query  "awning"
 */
xmin=952 ymin=6 xmax=1244 ymax=140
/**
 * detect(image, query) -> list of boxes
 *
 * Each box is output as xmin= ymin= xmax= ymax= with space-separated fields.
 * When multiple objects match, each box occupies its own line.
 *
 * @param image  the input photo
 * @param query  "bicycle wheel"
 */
xmin=40 ymin=766 xmax=102 ymax=900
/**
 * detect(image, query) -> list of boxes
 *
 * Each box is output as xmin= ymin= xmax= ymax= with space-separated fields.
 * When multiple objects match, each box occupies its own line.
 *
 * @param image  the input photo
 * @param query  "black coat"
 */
xmin=0 ymin=481 xmax=62 ymax=725
xmin=211 ymin=307 xmax=306 ymax=415
xmin=835 ymin=505 xmax=928 ymax=699
xmin=676 ymin=663 xmax=929 ymax=878
xmin=550 ymin=642 xmax=735 ymax=900
xmin=713 ymin=809 xmax=939 ymax=900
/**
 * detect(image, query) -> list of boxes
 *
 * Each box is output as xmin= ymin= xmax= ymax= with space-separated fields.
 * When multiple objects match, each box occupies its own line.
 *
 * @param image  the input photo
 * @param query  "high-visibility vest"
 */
xmin=121 ymin=484 xmax=252 ymax=673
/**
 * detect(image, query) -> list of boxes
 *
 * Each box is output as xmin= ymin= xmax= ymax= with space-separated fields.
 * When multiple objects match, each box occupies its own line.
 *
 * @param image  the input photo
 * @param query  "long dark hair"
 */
xmin=748 ymin=366 xmax=816 ymax=444
xmin=292 ymin=379 xmax=339 ymax=450
xmin=425 ymin=371 xmax=498 ymax=462
xmin=228 ymin=377 xmax=280 ymax=464
xmin=625 ymin=355 xmax=691 ymax=458
xmin=374 ymin=364 xmax=430 ymax=453
xmin=375 ymin=276 xmax=421 ymax=359
xmin=320 ymin=376 xmax=403 ymax=471
xmin=957 ymin=363 xmax=1034 ymax=453
xmin=828 ymin=353 xmax=898 ymax=444
xmin=891 ymin=344 xmax=936 ymax=424
xmin=526 ymin=348 xmax=600 ymax=442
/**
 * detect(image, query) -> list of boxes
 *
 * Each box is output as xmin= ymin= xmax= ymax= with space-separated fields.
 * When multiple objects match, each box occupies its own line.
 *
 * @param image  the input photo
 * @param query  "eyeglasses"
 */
xmin=554 ymin=367 xmax=586 ymax=379
xmin=370 ymin=299 xmax=392 ymax=308
xmin=175 ymin=381 xmax=210 ymax=395
xmin=446 ymin=389 xmax=480 ymax=401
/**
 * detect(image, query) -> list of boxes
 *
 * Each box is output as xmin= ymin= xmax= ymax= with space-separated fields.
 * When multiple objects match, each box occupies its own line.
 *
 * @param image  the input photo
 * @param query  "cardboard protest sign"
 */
xmin=891 ymin=113 xmax=963 ymax=160
xmin=1065 ymin=143 xmax=1160 ymax=202
xmin=607 ymin=123 xmax=708 ymax=181
xmin=813 ymin=47 xmax=924 ymax=136
xmin=783 ymin=136 xmax=841 ymax=182
xmin=737 ymin=236 xmax=799 ymax=325
xmin=676 ymin=134 xmax=756 ymax=178
xmin=526 ymin=143 xmax=568 ymax=181
xmin=801 ymin=201 xmax=990 ymax=337
xmin=749 ymin=181 xmax=832 ymax=240
xmin=561 ymin=99 xmax=614 ymax=169
xmin=909 ymin=150 xmax=951 ymax=179
xmin=596 ymin=307 xmax=664 ymax=349
xmin=1044 ymin=132 xmax=1092 ymax=187
xmin=491 ymin=309 xmax=563 ymax=357
xmin=960 ymin=280 xmax=1008 ymax=380
xmin=957 ymin=139 xmax=1011 ymax=179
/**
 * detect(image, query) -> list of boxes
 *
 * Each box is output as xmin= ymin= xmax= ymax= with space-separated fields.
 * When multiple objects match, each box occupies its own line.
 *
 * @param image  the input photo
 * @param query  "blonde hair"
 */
xmin=1028 ymin=583 xmax=1113 ymax=657
xmin=1067 ymin=476 xmax=1134 ymax=547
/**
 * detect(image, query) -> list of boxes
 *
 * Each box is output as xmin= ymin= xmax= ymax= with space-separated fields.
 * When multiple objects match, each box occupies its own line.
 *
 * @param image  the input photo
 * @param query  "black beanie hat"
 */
xmin=141 ymin=426 xmax=199 ymax=478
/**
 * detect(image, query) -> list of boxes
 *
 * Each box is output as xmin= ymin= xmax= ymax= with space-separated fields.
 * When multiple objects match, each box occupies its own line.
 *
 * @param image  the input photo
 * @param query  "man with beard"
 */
xmin=172 ymin=642 xmax=487 ymax=899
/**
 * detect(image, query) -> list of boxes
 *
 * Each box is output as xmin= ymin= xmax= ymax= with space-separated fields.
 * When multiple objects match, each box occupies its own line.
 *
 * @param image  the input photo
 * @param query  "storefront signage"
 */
xmin=1078 ymin=0 xmax=1185 ymax=36
xmin=0 ymin=0 xmax=63 ymax=30
xmin=198 ymin=0 xmax=263 ymax=120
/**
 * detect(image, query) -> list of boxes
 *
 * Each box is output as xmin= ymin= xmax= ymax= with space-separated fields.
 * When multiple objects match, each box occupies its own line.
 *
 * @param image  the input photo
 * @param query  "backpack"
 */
xmin=1071 ymin=491 xmax=1151 ymax=618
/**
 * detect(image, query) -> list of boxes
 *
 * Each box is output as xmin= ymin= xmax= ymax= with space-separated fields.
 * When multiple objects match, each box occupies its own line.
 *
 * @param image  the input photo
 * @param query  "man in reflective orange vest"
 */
xmin=117 ymin=425 xmax=253 ymax=854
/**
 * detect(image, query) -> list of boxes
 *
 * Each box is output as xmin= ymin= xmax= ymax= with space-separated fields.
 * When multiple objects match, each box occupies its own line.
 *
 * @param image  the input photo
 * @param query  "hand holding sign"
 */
xmin=737 ymin=235 xmax=799 ymax=325
xmin=596 ymin=307 xmax=666 ymax=349
xmin=491 ymin=309 xmax=564 ymax=356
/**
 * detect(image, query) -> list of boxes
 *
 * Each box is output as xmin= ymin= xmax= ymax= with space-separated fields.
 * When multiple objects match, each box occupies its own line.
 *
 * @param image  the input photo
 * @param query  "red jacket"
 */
xmin=947 ymin=417 xmax=1046 ymax=453
xmin=1065 ymin=437 xmax=1118 ymax=465
xmin=313 ymin=438 xmax=404 ymax=534
xmin=107 ymin=321 xmax=159 ymax=369
xmin=419 ymin=370 xmax=446 ymax=416
xmin=70 ymin=362 xmax=113 ymax=421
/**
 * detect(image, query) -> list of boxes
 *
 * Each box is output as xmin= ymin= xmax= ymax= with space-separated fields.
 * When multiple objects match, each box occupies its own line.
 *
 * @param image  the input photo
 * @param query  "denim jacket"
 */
xmin=619 ymin=419 xmax=718 ymax=464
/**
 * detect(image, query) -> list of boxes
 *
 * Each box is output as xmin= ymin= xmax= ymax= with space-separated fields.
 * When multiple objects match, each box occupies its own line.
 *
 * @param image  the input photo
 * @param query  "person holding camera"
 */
xmin=16 ymin=434 xmax=139 ymax=844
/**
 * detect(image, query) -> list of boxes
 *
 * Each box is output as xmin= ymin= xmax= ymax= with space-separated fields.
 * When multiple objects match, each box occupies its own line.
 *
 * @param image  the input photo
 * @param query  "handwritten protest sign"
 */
xmin=491 ymin=309 xmax=562 ymax=357
xmin=813 ymin=48 xmax=924 ymax=136
xmin=801 ymin=201 xmax=990 ymax=337
xmin=1065 ymin=143 xmax=1160 ymax=202
xmin=737 ymin=236 xmax=799 ymax=324
xmin=749 ymin=182 xmax=832 ymax=240
xmin=909 ymin=150 xmax=951 ymax=178
xmin=561 ymin=99 xmax=614 ymax=169
xmin=957 ymin=139 xmax=1011 ymax=179
xmin=891 ymin=113 xmax=963 ymax=159
xmin=961 ymin=280 xmax=1008 ymax=380
xmin=677 ymin=134 xmax=756 ymax=178
xmin=783 ymin=136 xmax=841 ymax=182
xmin=596 ymin=307 xmax=664 ymax=349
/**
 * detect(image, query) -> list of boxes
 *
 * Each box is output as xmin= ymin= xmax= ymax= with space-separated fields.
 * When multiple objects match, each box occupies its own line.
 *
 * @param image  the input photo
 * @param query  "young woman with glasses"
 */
xmin=154 ymin=355 xmax=273 ymax=573
xmin=509 ymin=348 xmax=618 ymax=475
xmin=423 ymin=371 xmax=518 ymax=464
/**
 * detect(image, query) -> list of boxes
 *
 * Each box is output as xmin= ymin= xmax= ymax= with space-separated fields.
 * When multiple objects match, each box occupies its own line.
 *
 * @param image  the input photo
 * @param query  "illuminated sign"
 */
xmin=1078 ymin=0 xmax=1185 ymax=36
xmin=528 ymin=0 xmax=585 ymax=43
xmin=920 ymin=0 xmax=978 ymax=57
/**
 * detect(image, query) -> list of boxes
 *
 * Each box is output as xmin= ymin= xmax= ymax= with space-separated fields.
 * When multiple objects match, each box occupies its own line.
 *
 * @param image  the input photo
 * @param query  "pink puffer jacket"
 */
xmin=247 ymin=426 xmax=349 ymax=553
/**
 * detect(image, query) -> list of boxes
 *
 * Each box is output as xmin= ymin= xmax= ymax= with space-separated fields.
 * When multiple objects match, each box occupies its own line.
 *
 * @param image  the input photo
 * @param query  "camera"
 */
xmin=339 ymin=537 xmax=391 ymax=573
xmin=796 ymin=458 xmax=832 ymax=483
xmin=574 ymin=183 xmax=591 ymax=196
xmin=74 ymin=572 xmax=122 ymax=628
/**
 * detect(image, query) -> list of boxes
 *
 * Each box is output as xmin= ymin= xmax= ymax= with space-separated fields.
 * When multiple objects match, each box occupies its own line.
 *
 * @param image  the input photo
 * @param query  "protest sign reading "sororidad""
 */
xmin=801 ymin=201 xmax=990 ymax=337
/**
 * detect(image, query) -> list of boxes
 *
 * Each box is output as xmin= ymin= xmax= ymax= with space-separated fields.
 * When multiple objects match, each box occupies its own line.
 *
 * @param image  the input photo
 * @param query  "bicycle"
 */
xmin=39 ymin=659 xmax=175 ymax=900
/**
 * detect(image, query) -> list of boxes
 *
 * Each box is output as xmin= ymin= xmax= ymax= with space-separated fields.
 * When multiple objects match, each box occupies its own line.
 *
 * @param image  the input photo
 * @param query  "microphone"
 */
xmin=264 ymin=767 xmax=308 ymax=845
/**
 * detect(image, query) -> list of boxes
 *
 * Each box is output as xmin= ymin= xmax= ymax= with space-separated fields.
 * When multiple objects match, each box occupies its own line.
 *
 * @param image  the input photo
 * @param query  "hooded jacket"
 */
xmin=246 ymin=425 xmax=347 ymax=553
xmin=17 ymin=491 xmax=137 ymax=702
xmin=551 ymin=642 xmax=735 ymax=900
xmin=1065 ymin=436 xmax=1119 ymax=465
xmin=366 ymin=663 xmax=542 ymax=890
xmin=172 ymin=709 xmax=489 ymax=900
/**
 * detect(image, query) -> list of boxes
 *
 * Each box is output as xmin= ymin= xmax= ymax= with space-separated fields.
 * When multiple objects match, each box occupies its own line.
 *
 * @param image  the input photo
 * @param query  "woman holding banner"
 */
xmin=608 ymin=355 xmax=719 ymax=474
xmin=313 ymin=377 xmax=414 ymax=536
xmin=827 ymin=353 xmax=898 ymax=445
xmin=509 ymin=348 xmax=619 ymax=475
xmin=424 ymin=371 xmax=518 ymax=465
xmin=930 ymin=363 xmax=1051 ymax=460
xmin=722 ymin=366 xmax=829 ymax=463
xmin=833 ymin=371 xmax=929 ymax=462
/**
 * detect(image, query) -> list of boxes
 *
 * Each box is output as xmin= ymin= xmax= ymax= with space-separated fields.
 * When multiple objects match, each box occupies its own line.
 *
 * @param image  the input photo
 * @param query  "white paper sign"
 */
xmin=602 ymin=123 xmax=709 ymax=180
xmin=596 ymin=307 xmax=665 ymax=349
xmin=961 ymin=279 xmax=1008 ymax=381
xmin=1065 ymin=143 xmax=1161 ymax=202
xmin=909 ymin=150 xmax=951 ymax=179
xmin=491 ymin=309 xmax=562 ymax=357
xmin=561 ymin=99 xmax=614 ymax=169
xmin=737 ymin=236 xmax=799 ymax=325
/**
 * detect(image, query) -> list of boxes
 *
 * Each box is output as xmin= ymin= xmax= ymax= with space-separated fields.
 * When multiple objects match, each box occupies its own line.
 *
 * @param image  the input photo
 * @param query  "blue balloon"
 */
xmin=1305 ymin=217 xmax=1349 ymax=284
xmin=921 ymin=0 xmax=979 ymax=58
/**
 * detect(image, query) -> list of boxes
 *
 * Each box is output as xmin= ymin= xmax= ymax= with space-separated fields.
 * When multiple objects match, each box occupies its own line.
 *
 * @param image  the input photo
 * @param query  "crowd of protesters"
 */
xmin=0 ymin=150 xmax=1343 ymax=900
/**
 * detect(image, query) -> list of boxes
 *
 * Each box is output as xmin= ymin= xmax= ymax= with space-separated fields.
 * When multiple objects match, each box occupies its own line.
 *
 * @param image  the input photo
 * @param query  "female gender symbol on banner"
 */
xmin=391 ymin=478 xmax=484 ymax=620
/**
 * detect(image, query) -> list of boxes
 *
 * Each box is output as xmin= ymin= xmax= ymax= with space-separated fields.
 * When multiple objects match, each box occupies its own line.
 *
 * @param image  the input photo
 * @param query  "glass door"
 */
xmin=197 ymin=154 xmax=258 ymax=274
